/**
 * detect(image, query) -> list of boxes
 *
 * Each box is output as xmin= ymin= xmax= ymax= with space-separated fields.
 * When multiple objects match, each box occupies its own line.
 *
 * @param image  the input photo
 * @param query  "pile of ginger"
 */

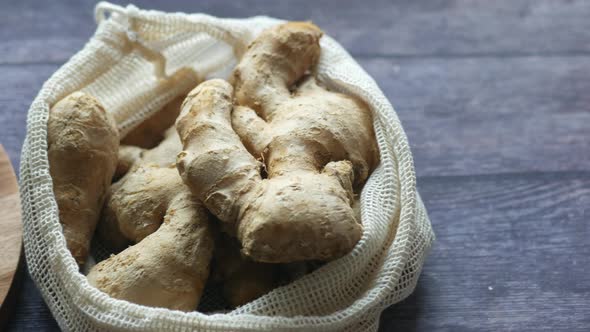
xmin=47 ymin=22 xmax=379 ymax=311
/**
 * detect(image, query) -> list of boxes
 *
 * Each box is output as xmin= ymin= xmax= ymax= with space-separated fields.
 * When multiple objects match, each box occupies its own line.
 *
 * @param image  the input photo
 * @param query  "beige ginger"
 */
xmin=100 ymin=128 xmax=187 ymax=246
xmin=176 ymin=22 xmax=379 ymax=263
xmin=87 ymin=190 xmax=213 ymax=311
xmin=121 ymin=96 xmax=185 ymax=149
xmin=89 ymin=128 xmax=213 ymax=310
xmin=211 ymin=232 xmax=279 ymax=307
xmin=48 ymin=92 xmax=119 ymax=265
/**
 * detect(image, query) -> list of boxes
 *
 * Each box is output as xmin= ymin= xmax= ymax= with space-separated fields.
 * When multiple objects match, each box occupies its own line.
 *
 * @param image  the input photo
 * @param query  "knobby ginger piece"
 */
xmin=87 ymin=190 xmax=213 ymax=311
xmin=99 ymin=128 xmax=186 ymax=248
xmin=212 ymin=232 xmax=278 ymax=307
xmin=121 ymin=95 xmax=185 ymax=148
xmin=48 ymin=92 xmax=119 ymax=265
xmin=91 ymin=128 xmax=214 ymax=310
xmin=176 ymin=22 xmax=378 ymax=263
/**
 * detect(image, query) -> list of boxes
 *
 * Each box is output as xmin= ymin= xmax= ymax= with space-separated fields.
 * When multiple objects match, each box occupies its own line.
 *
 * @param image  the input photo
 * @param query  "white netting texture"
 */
xmin=19 ymin=2 xmax=434 ymax=331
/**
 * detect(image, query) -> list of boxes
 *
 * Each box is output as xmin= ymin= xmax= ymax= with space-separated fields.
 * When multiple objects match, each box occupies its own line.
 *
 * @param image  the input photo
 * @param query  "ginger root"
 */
xmin=113 ymin=145 xmax=144 ymax=181
xmin=121 ymin=96 xmax=185 ymax=149
xmin=100 ymin=128 xmax=186 ymax=246
xmin=91 ymin=127 xmax=214 ymax=310
xmin=48 ymin=92 xmax=118 ymax=265
xmin=176 ymin=22 xmax=378 ymax=263
xmin=87 ymin=190 xmax=213 ymax=311
xmin=211 ymin=232 xmax=278 ymax=307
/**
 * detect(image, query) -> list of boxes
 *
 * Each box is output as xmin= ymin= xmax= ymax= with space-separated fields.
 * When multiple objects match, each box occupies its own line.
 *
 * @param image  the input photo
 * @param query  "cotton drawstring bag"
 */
xmin=19 ymin=2 xmax=435 ymax=331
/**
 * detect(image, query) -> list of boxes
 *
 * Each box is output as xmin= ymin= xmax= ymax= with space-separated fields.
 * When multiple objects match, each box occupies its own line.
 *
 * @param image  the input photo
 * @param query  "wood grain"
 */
xmin=3 ymin=56 xmax=589 ymax=176
xmin=2 ymin=0 xmax=590 ymax=64
xmin=6 ymin=271 xmax=59 ymax=331
xmin=0 ymin=145 xmax=24 ymax=327
xmin=359 ymin=56 xmax=590 ymax=177
xmin=0 ymin=64 xmax=56 ymax=168
xmin=380 ymin=172 xmax=590 ymax=331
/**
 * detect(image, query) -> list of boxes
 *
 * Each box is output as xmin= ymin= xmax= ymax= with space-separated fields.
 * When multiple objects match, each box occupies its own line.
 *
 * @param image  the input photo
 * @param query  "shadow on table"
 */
xmin=6 ymin=260 xmax=60 ymax=332
xmin=378 ymin=274 xmax=432 ymax=332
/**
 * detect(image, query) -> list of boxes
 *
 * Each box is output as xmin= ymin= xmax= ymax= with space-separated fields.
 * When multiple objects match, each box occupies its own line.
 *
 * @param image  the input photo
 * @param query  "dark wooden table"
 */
xmin=2 ymin=1 xmax=589 ymax=331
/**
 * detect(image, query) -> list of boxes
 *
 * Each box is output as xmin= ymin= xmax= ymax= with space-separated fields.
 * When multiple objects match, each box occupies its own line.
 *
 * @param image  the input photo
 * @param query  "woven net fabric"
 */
xmin=19 ymin=2 xmax=435 ymax=331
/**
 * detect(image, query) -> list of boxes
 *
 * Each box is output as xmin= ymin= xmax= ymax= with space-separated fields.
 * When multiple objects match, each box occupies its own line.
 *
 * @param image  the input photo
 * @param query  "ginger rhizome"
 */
xmin=90 ymin=128 xmax=213 ymax=310
xmin=48 ymin=92 xmax=119 ymax=265
xmin=176 ymin=22 xmax=378 ymax=263
xmin=87 ymin=190 xmax=213 ymax=311
xmin=211 ymin=232 xmax=279 ymax=307
xmin=100 ymin=128 xmax=187 ymax=246
xmin=121 ymin=95 xmax=185 ymax=149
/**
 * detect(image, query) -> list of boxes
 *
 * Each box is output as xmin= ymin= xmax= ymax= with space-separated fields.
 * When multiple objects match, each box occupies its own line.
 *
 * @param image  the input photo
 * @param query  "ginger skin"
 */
xmin=176 ymin=23 xmax=378 ymax=263
xmin=87 ymin=190 xmax=213 ymax=311
xmin=47 ymin=92 xmax=118 ymax=265
xmin=113 ymin=145 xmax=144 ymax=181
xmin=211 ymin=197 xmax=365 ymax=308
xmin=121 ymin=96 xmax=185 ymax=149
xmin=99 ymin=128 xmax=186 ymax=247
xmin=91 ymin=127 xmax=214 ymax=310
xmin=211 ymin=232 xmax=278 ymax=307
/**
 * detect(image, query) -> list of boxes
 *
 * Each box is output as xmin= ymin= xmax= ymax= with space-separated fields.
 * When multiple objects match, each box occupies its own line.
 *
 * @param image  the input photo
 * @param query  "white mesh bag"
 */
xmin=19 ymin=2 xmax=435 ymax=331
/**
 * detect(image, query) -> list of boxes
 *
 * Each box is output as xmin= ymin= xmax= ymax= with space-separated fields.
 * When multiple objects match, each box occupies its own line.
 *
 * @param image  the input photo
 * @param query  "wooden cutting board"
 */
xmin=0 ymin=144 xmax=24 ymax=327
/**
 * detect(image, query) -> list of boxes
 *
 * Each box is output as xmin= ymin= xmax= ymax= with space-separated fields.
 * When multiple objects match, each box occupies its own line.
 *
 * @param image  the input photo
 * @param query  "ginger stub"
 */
xmin=176 ymin=22 xmax=379 ymax=263
xmin=100 ymin=128 xmax=187 ymax=246
xmin=89 ymin=128 xmax=214 ymax=311
xmin=47 ymin=92 xmax=119 ymax=265
xmin=121 ymin=95 xmax=185 ymax=149
xmin=211 ymin=232 xmax=279 ymax=307
xmin=87 ymin=189 xmax=213 ymax=311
